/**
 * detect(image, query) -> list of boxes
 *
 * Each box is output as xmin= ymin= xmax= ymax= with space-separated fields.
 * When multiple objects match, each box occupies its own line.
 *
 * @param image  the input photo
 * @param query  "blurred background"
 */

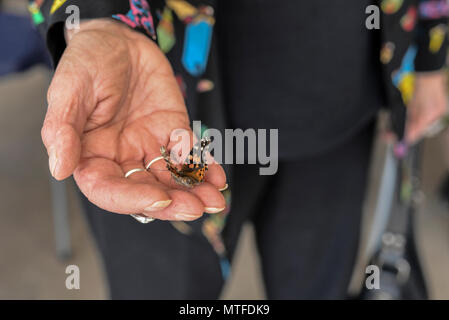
xmin=1 ymin=0 xmax=449 ymax=299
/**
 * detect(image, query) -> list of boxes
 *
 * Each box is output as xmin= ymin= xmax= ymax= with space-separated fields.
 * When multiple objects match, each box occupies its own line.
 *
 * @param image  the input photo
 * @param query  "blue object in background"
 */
xmin=392 ymin=45 xmax=417 ymax=87
xmin=0 ymin=13 xmax=51 ymax=77
xmin=181 ymin=19 xmax=213 ymax=77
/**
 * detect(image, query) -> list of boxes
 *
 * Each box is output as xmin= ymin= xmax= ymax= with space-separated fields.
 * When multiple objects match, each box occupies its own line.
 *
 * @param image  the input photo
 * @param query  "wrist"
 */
xmin=415 ymin=70 xmax=447 ymax=89
xmin=415 ymin=70 xmax=446 ymax=81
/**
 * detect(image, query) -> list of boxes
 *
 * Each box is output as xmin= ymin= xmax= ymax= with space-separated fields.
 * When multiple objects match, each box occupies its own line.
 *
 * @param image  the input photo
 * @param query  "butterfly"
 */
xmin=160 ymin=137 xmax=211 ymax=188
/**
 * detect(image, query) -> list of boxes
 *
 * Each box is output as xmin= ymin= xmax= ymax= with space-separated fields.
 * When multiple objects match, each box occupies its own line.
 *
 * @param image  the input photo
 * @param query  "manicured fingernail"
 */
xmin=144 ymin=200 xmax=172 ymax=212
xmin=219 ymin=184 xmax=228 ymax=192
xmin=175 ymin=213 xmax=201 ymax=221
xmin=49 ymin=147 xmax=59 ymax=177
xmin=204 ymin=207 xmax=225 ymax=214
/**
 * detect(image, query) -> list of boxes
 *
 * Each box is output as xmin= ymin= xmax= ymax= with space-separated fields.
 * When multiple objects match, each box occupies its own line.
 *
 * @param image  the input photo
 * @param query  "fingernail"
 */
xmin=144 ymin=200 xmax=172 ymax=212
xmin=204 ymin=207 xmax=225 ymax=214
xmin=219 ymin=184 xmax=228 ymax=192
xmin=175 ymin=213 xmax=201 ymax=221
xmin=49 ymin=147 xmax=59 ymax=177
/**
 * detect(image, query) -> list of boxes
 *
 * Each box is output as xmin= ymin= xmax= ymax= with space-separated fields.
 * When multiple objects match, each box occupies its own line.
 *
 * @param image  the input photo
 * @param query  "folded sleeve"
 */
xmin=27 ymin=0 xmax=162 ymax=67
xmin=414 ymin=0 xmax=449 ymax=72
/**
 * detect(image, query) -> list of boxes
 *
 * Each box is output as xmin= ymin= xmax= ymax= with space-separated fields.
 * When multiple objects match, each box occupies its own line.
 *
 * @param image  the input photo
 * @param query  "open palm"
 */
xmin=42 ymin=19 xmax=226 ymax=220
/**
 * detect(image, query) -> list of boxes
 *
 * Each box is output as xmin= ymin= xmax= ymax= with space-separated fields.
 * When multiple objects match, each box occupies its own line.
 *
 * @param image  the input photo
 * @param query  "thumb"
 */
xmin=43 ymin=121 xmax=82 ymax=180
xmin=42 ymin=70 xmax=90 ymax=180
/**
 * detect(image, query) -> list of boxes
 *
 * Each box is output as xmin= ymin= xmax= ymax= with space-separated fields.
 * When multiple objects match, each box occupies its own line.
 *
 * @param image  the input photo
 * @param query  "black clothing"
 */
xmin=217 ymin=0 xmax=384 ymax=158
xmin=82 ymin=120 xmax=374 ymax=299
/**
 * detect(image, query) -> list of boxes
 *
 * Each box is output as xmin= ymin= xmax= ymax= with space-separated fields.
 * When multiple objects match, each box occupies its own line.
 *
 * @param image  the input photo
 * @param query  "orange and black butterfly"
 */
xmin=160 ymin=137 xmax=211 ymax=188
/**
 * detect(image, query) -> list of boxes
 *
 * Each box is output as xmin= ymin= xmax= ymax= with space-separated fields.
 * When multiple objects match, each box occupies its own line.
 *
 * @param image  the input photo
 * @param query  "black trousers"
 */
xmin=82 ymin=121 xmax=375 ymax=299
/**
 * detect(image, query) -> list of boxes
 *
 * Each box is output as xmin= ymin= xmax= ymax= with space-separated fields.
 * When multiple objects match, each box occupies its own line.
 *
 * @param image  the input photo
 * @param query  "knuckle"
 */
xmin=46 ymin=80 xmax=62 ymax=106
xmin=47 ymin=73 xmax=83 ymax=107
xmin=40 ymin=121 xmax=53 ymax=148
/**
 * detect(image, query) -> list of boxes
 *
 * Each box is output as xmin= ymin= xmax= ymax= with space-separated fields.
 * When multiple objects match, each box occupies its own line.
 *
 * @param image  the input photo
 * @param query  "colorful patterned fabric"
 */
xmin=112 ymin=0 xmax=157 ymax=40
xmin=27 ymin=0 xmax=163 ymax=65
xmin=378 ymin=0 xmax=449 ymax=134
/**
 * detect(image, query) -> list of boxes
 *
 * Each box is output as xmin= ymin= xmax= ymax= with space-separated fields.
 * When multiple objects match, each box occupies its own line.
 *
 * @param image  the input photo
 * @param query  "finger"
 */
xmin=145 ymin=144 xmax=227 ymax=214
xmin=121 ymin=161 xmax=203 ymax=220
xmin=146 ymin=151 xmax=227 ymax=192
xmin=121 ymin=160 xmax=199 ymax=218
xmin=153 ymin=189 xmax=205 ymax=221
xmin=407 ymin=111 xmax=442 ymax=143
xmin=189 ymin=182 xmax=226 ymax=214
xmin=204 ymin=163 xmax=227 ymax=190
xmin=406 ymin=117 xmax=422 ymax=143
xmin=200 ymin=147 xmax=227 ymax=189
xmin=74 ymin=157 xmax=172 ymax=215
xmin=121 ymin=160 xmax=158 ymax=183
xmin=143 ymin=139 xmax=178 ymax=187
xmin=42 ymin=57 xmax=93 ymax=180
xmin=42 ymin=121 xmax=82 ymax=180
xmin=121 ymin=161 xmax=172 ymax=219
xmin=143 ymin=131 xmax=195 ymax=188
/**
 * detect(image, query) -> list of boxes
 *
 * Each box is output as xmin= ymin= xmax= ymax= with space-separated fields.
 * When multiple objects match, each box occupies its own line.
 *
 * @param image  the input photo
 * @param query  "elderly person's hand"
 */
xmin=406 ymin=71 xmax=448 ymax=143
xmin=41 ymin=19 xmax=226 ymax=220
